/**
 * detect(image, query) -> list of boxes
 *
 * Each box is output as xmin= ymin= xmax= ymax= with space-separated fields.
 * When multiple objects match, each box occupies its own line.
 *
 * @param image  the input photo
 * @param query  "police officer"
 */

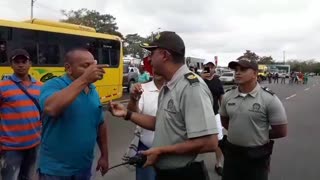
xmin=109 ymin=31 xmax=219 ymax=180
xmin=219 ymin=58 xmax=288 ymax=180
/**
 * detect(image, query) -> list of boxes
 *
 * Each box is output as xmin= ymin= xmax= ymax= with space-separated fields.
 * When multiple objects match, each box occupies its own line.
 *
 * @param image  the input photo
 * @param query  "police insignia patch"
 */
xmin=184 ymin=72 xmax=199 ymax=85
xmin=249 ymin=103 xmax=263 ymax=113
xmin=252 ymin=103 xmax=261 ymax=111
xmin=167 ymin=99 xmax=176 ymax=112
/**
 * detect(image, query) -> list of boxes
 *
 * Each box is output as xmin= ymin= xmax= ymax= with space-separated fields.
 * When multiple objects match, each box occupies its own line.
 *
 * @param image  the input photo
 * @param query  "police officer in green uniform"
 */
xmin=220 ymin=58 xmax=288 ymax=180
xmin=109 ymin=31 xmax=219 ymax=180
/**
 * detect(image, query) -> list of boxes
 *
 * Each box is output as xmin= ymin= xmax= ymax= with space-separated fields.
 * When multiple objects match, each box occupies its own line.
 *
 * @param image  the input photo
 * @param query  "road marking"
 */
xmin=286 ymin=94 xmax=296 ymax=100
xmin=304 ymin=88 xmax=310 ymax=91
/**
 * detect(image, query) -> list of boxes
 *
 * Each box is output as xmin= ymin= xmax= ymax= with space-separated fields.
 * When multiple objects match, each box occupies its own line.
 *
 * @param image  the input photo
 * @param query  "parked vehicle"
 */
xmin=219 ymin=71 xmax=235 ymax=84
xmin=123 ymin=64 xmax=139 ymax=92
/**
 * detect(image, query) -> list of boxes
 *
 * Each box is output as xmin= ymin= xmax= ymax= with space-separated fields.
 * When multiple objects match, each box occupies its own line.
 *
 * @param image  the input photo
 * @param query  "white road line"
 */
xmin=286 ymin=94 xmax=296 ymax=100
xmin=304 ymin=88 xmax=310 ymax=91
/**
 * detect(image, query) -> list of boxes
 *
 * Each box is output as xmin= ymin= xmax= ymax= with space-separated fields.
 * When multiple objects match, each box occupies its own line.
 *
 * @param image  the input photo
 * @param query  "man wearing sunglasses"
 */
xmin=109 ymin=31 xmax=219 ymax=180
xmin=219 ymin=58 xmax=288 ymax=180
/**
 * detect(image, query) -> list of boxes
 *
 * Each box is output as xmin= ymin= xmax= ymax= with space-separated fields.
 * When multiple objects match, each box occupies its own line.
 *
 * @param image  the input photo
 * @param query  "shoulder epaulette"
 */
xmin=261 ymin=87 xmax=275 ymax=95
xmin=184 ymin=72 xmax=199 ymax=85
xmin=226 ymin=86 xmax=237 ymax=92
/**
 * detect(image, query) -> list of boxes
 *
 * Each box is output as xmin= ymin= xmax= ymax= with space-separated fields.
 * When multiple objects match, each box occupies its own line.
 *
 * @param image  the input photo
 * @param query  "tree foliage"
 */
xmin=124 ymin=33 xmax=148 ymax=58
xmin=237 ymin=50 xmax=260 ymax=61
xmin=259 ymin=56 xmax=275 ymax=64
xmin=287 ymin=59 xmax=320 ymax=73
xmin=61 ymin=8 xmax=123 ymax=38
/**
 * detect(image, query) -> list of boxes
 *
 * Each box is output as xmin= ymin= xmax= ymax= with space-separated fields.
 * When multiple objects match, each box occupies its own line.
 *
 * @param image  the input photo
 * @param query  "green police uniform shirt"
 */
xmin=219 ymin=83 xmax=287 ymax=147
xmin=153 ymin=65 xmax=219 ymax=169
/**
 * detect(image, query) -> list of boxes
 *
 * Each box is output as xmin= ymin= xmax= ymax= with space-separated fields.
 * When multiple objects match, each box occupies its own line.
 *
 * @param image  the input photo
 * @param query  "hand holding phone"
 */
xmin=204 ymin=67 xmax=210 ymax=73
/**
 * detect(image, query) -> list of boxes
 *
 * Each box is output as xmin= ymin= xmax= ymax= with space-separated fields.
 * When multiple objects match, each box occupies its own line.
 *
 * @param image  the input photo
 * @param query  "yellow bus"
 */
xmin=0 ymin=19 xmax=123 ymax=103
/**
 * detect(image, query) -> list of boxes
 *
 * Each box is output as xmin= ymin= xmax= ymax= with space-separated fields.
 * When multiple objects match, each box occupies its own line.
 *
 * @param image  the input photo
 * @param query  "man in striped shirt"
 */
xmin=0 ymin=49 xmax=42 ymax=180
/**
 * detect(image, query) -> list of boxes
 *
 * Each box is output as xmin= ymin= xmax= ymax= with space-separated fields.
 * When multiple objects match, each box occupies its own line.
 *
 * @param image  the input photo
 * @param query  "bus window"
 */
xmin=100 ymin=40 xmax=120 ymax=67
xmin=38 ymin=31 xmax=61 ymax=65
xmin=59 ymin=33 xmax=99 ymax=60
xmin=38 ymin=44 xmax=60 ymax=65
xmin=0 ymin=41 xmax=7 ymax=64
xmin=10 ymin=28 xmax=37 ymax=64
xmin=0 ymin=26 xmax=10 ymax=40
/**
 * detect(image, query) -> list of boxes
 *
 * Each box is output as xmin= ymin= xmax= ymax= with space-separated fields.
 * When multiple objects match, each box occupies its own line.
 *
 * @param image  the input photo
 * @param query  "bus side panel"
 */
xmin=0 ymin=66 xmax=123 ymax=104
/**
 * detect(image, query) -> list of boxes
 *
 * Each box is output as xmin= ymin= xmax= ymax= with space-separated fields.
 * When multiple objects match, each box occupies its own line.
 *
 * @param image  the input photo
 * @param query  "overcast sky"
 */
xmin=1 ymin=0 xmax=320 ymax=66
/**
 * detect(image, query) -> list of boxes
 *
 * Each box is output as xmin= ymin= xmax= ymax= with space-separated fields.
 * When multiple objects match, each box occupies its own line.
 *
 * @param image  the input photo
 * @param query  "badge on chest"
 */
xmin=249 ymin=103 xmax=263 ymax=113
xmin=167 ymin=99 xmax=176 ymax=112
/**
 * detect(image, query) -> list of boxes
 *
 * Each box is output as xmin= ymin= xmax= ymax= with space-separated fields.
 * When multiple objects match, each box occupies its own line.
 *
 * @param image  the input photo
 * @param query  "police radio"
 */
xmin=108 ymin=154 xmax=147 ymax=171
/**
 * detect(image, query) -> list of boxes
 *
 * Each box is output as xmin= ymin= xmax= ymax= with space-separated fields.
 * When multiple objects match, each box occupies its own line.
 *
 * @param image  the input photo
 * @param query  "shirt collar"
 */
xmin=63 ymin=74 xmax=95 ymax=89
xmin=234 ymin=83 xmax=260 ymax=98
xmin=166 ymin=65 xmax=190 ymax=90
xmin=10 ymin=74 xmax=36 ymax=83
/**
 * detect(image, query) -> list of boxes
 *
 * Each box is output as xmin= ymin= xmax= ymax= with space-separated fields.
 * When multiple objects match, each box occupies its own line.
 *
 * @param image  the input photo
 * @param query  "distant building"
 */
xmin=185 ymin=57 xmax=205 ymax=69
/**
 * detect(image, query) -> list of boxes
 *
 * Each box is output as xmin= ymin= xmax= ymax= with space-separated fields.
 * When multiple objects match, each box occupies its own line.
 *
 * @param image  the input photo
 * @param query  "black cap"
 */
xmin=140 ymin=31 xmax=185 ymax=56
xmin=9 ymin=49 xmax=30 ymax=61
xmin=228 ymin=58 xmax=258 ymax=70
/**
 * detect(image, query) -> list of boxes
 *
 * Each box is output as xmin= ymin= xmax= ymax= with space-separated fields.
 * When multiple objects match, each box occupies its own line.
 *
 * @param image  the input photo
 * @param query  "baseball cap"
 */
xmin=9 ymin=49 xmax=30 ymax=61
xmin=203 ymin=59 xmax=216 ymax=66
xmin=140 ymin=31 xmax=185 ymax=56
xmin=228 ymin=58 xmax=258 ymax=70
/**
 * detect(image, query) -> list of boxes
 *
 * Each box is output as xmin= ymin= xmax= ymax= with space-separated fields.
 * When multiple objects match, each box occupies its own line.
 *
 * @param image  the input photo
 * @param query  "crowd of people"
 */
xmin=265 ymin=71 xmax=309 ymax=85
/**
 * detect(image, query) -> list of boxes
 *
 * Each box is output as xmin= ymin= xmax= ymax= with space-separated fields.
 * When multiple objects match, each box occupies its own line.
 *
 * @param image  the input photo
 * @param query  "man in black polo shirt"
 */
xmin=201 ymin=59 xmax=225 ymax=176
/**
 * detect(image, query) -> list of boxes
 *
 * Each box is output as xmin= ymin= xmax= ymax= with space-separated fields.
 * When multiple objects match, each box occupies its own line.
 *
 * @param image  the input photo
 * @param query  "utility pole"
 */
xmin=31 ymin=0 xmax=36 ymax=20
xmin=283 ymin=51 xmax=286 ymax=64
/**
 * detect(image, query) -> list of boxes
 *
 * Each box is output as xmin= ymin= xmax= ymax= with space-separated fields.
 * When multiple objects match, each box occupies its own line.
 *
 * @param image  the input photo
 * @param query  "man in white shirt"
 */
xmin=127 ymin=71 xmax=164 ymax=180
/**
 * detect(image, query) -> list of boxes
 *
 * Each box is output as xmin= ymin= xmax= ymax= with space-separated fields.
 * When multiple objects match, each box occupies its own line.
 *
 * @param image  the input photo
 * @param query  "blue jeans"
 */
xmin=0 ymin=146 xmax=39 ymax=180
xmin=136 ymin=141 xmax=156 ymax=180
xmin=38 ymin=168 xmax=91 ymax=180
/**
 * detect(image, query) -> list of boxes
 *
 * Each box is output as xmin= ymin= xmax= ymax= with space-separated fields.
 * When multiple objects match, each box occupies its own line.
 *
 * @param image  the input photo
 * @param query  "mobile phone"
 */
xmin=204 ymin=67 xmax=210 ymax=73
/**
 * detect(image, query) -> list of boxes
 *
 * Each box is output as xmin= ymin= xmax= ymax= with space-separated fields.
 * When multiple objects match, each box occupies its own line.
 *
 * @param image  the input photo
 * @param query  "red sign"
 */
xmin=143 ymin=56 xmax=153 ymax=76
xmin=214 ymin=56 xmax=218 ymax=66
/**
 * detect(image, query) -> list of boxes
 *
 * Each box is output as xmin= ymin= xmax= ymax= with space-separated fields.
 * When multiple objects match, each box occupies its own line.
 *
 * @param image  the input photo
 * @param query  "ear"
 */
xmin=64 ymin=63 xmax=72 ymax=74
xmin=162 ymin=51 xmax=171 ymax=63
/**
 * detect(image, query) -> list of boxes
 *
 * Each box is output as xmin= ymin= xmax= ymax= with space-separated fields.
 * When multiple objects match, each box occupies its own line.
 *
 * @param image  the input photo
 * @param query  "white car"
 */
xmin=219 ymin=72 xmax=235 ymax=84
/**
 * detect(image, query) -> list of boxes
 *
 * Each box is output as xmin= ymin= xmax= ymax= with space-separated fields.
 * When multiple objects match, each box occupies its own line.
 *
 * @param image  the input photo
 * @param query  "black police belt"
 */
xmin=224 ymin=140 xmax=274 ymax=159
xmin=155 ymin=161 xmax=209 ymax=180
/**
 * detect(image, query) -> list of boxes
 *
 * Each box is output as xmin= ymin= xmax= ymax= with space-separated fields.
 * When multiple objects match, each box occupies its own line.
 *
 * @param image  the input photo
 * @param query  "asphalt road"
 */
xmin=93 ymin=77 xmax=320 ymax=180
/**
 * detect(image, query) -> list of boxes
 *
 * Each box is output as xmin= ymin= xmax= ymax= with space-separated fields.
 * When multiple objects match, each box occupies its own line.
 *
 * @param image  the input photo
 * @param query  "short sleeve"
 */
xmin=39 ymin=78 xmax=63 ymax=110
xmin=99 ymin=110 xmax=105 ymax=125
xmin=219 ymin=94 xmax=228 ymax=117
xmin=181 ymin=83 xmax=219 ymax=139
xmin=267 ymin=96 xmax=287 ymax=125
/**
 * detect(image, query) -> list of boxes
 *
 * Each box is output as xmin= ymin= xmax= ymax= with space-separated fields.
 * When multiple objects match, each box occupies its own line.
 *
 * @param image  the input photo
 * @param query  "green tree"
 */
xmin=61 ymin=8 xmax=123 ymax=38
xmin=124 ymin=33 xmax=148 ymax=58
xmin=237 ymin=50 xmax=260 ymax=61
xmin=258 ymin=56 xmax=274 ymax=64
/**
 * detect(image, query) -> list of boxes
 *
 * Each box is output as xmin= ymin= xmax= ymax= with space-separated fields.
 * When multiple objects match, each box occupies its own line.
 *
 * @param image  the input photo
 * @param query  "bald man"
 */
xmin=38 ymin=48 xmax=109 ymax=180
